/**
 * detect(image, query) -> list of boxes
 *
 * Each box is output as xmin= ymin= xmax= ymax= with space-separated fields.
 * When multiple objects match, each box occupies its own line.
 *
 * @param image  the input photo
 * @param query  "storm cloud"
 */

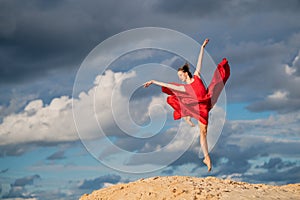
xmin=0 ymin=0 xmax=300 ymax=199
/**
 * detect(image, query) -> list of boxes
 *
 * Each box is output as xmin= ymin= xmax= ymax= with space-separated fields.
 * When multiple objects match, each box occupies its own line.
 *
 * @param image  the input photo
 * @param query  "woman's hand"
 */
xmin=202 ymin=38 xmax=209 ymax=48
xmin=143 ymin=80 xmax=154 ymax=88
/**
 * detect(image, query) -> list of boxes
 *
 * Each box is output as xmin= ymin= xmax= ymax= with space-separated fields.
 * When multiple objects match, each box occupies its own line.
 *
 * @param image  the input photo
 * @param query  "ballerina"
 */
xmin=143 ymin=38 xmax=230 ymax=172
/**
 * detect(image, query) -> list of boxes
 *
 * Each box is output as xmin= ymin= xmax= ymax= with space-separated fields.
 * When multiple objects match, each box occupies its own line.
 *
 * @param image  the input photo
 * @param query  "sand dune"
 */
xmin=80 ymin=176 xmax=300 ymax=200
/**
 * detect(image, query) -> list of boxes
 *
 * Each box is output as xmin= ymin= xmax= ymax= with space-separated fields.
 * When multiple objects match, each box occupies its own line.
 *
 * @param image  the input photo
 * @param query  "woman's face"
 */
xmin=177 ymin=70 xmax=188 ymax=82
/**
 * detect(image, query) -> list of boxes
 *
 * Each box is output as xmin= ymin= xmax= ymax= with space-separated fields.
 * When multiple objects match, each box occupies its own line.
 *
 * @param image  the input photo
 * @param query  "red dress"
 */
xmin=162 ymin=58 xmax=230 ymax=125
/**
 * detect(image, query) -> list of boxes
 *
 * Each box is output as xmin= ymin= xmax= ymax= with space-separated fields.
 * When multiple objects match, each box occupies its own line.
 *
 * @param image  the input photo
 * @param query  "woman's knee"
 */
xmin=200 ymin=128 xmax=207 ymax=137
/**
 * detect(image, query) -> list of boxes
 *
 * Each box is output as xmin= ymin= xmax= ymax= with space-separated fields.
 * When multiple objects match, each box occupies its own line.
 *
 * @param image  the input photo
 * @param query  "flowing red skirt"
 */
xmin=162 ymin=58 xmax=230 ymax=125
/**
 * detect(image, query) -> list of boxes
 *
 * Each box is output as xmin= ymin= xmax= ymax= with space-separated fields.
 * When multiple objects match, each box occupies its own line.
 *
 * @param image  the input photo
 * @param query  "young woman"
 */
xmin=143 ymin=39 xmax=230 ymax=172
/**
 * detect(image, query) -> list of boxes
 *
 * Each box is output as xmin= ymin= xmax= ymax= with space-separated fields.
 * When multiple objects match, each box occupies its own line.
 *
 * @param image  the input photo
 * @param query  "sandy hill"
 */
xmin=80 ymin=176 xmax=300 ymax=200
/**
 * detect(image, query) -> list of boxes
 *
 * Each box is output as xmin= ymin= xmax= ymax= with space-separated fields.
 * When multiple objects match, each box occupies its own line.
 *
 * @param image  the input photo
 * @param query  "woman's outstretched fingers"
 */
xmin=202 ymin=38 xmax=209 ymax=47
xmin=143 ymin=80 xmax=152 ymax=88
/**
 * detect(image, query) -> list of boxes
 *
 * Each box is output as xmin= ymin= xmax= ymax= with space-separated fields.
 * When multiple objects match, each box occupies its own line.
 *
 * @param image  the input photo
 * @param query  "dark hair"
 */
xmin=178 ymin=62 xmax=192 ymax=78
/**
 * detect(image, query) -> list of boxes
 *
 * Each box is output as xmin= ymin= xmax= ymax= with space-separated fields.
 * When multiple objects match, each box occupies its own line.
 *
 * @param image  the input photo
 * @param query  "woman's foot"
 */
xmin=203 ymin=156 xmax=212 ymax=172
xmin=184 ymin=116 xmax=195 ymax=127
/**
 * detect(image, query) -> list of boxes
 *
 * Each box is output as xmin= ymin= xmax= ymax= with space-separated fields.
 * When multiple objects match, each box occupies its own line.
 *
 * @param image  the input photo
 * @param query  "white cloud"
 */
xmin=0 ymin=93 xmax=38 ymax=122
xmin=164 ymin=124 xmax=197 ymax=152
xmin=0 ymin=70 xmax=151 ymax=148
xmin=242 ymin=48 xmax=300 ymax=113
xmin=285 ymin=64 xmax=296 ymax=76
xmin=267 ymin=90 xmax=288 ymax=101
xmin=227 ymin=111 xmax=300 ymax=149
xmin=0 ymin=68 xmax=178 ymax=161
xmin=0 ymin=96 xmax=76 ymax=146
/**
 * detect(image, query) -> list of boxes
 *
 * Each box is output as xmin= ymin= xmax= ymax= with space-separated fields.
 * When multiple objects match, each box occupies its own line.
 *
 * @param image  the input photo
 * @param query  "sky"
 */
xmin=0 ymin=0 xmax=300 ymax=199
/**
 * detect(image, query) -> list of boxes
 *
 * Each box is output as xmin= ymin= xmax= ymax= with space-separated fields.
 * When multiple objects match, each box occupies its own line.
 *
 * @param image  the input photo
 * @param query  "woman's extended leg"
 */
xmin=198 ymin=121 xmax=212 ymax=172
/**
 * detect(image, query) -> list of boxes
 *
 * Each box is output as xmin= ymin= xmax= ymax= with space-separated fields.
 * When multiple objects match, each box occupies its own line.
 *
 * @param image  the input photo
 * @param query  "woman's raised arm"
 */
xmin=194 ymin=38 xmax=209 ymax=76
xmin=143 ymin=80 xmax=185 ymax=92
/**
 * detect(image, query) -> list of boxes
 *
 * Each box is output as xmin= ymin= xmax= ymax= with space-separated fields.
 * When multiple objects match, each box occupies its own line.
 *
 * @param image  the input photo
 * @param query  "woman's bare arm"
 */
xmin=194 ymin=38 xmax=209 ymax=76
xmin=143 ymin=80 xmax=185 ymax=92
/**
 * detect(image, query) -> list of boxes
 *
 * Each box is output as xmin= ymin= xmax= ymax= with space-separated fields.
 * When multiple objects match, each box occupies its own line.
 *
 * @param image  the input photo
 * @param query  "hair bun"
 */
xmin=183 ymin=62 xmax=190 ymax=70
